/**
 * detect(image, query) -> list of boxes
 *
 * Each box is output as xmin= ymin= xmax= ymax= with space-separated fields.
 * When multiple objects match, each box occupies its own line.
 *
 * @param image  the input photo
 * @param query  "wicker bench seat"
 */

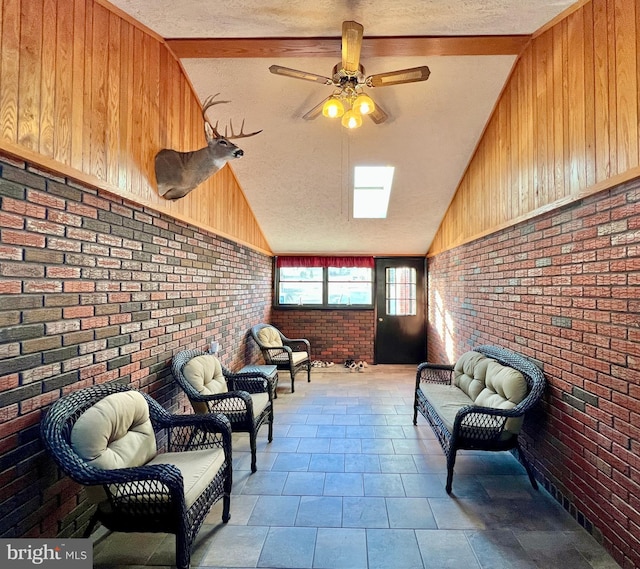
xmin=413 ymin=345 xmax=546 ymax=494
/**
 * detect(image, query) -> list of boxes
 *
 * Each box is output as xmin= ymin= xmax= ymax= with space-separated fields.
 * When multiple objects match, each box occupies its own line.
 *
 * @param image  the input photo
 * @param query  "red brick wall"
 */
xmin=0 ymin=156 xmax=273 ymax=538
xmin=271 ymin=309 xmax=375 ymax=364
xmin=426 ymin=178 xmax=640 ymax=569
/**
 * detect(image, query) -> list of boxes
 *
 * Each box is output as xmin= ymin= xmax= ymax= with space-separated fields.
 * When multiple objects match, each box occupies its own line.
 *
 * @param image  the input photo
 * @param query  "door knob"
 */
xmin=378 ymin=318 xmax=383 ymax=322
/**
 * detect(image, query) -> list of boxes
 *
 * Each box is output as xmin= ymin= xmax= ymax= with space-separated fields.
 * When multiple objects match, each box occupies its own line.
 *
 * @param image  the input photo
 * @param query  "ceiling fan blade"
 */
xmin=368 ymin=99 xmax=388 ymax=124
xmin=367 ymin=66 xmax=431 ymax=87
xmin=302 ymin=97 xmax=331 ymax=120
xmin=269 ymin=64 xmax=333 ymax=85
xmin=342 ymin=21 xmax=363 ymax=74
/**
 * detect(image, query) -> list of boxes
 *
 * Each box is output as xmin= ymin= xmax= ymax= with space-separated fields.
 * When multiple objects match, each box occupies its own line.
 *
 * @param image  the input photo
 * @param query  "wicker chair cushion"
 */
xmin=182 ymin=355 xmax=228 ymax=396
xmin=453 ymin=351 xmax=490 ymax=400
xmin=256 ymin=326 xmax=283 ymax=347
xmin=71 ymin=390 xmax=158 ymax=504
xmin=418 ymin=383 xmax=475 ymax=430
xmin=450 ymin=350 xmax=528 ymax=435
xmin=269 ymin=351 xmax=309 ymax=365
xmin=148 ymin=447 xmax=225 ymax=508
xmin=71 ymin=390 xmax=157 ymax=470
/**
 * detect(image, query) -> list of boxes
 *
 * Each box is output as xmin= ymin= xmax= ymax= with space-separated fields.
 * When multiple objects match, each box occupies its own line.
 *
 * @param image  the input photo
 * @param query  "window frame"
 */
xmin=274 ymin=266 xmax=375 ymax=309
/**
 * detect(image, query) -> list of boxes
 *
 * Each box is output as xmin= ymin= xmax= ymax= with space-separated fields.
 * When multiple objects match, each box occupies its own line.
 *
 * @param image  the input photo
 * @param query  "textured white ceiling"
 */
xmin=109 ymin=0 xmax=576 ymax=255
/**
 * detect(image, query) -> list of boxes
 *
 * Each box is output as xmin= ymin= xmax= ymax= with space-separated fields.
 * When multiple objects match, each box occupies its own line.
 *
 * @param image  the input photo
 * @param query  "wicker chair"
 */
xmin=250 ymin=323 xmax=311 ymax=393
xmin=413 ymin=345 xmax=546 ymax=493
xmin=40 ymin=382 xmax=232 ymax=569
xmin=171 ymin=349 xmax=274 ymax=472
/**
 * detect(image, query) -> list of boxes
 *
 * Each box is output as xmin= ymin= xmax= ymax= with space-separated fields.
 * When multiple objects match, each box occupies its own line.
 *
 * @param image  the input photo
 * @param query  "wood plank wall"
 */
xmin=429 ymin=0 xmax=640 ymax=256
xmin=0 ymin=0 xmax=271 ymax=254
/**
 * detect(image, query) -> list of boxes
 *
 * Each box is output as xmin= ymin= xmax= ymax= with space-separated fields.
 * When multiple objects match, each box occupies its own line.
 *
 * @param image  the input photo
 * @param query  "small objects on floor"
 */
xmin=344 ymin=359 xmax=368 ymax=372
xmin=311 ymin=360 xmax=335 ymax=368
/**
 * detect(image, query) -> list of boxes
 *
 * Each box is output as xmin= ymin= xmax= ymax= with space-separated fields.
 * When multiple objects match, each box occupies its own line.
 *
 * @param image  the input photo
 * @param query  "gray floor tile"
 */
xmin=379 ymin=454 xmax=419 ymax=473
xmin=258 ymin=526 xmax=317 ymax=568
xmin=465 ymin=529 xmax=538 ymax=569
xmin=366 ymin=528 xmax=424 ymax=569
xmin=347 ymin=425 xmax=377 ymax=438
xmin=317 ymin=425 xmax=346 ymax=438
xmin=297 ymin=437 xmax=331 ymax=453
xmin=429 ymin=497 xmax=486 ymax=529
xmin=364 ymin=473 xmax=406 ymax=496
xmin=415 ymin=529 xmax=481 ymax=568
xmin=401 ymin=473 xmax=449 ymax=498
xmin=296 ymin=496 xmax=343 ymax=528
xmin=345 ymin=453 xmax=381 ymax=473
xmin=313 ymin=528 xmax=368 ymax=569
xmin=287 ymin=424 xmax=319 ymax=438
xmin=271 ymin=452 xmax=311 ymax=471
xmin=330 ymin=437 xmax=362 ymax=453
xmin=360 ymin=438 xmax=395 ymax=454
xmin=206 ymin=494 xmax=259 ymax=525
xmin=305 ymin=413 xmax=335 ymax=425
xmin=342 ymin=496 xmax=389 ymax=528
xmin=324 ymin=472 xmax=364 ymax=496
xmin=200 ymin=525 xmax=268 ymax=568
xmin=248 ymin=495 xmax=300 ymax=526
xmin=240 ymin=471 xmax=288 ymax=495
xmin=309 ymin=452 xmax=345 ymax=472
xmin=283 ymin=471 xmax=326 ymax=496
xmin=386 ymin=497 xmax=437 ymax=529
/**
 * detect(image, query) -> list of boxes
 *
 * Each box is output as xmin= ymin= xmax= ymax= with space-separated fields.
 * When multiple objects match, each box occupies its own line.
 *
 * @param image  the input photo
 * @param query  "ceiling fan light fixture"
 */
xmin=322 ymin=96 xmax=345 ymax=118
xmin=352 ymin=93 xmax=375 ymax=115
xmin=342 ymin=109 xmax=363 ymax=129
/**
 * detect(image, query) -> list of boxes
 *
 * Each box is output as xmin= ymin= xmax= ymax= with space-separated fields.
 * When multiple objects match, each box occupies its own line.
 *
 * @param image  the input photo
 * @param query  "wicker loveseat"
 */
xmin=413 ymin=345 xmax=546 ymax=493
xmin=40 ymin=382 xmax=232 ymax=569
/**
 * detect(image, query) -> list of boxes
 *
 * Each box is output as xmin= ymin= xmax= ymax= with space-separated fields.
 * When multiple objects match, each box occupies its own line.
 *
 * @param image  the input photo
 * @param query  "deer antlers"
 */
xmin=202 ymin=94 xmax=263 ymax=140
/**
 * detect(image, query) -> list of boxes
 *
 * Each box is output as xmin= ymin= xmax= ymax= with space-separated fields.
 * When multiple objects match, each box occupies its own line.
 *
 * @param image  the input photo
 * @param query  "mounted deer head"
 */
xmin=155 ymin=94 xmax=262 ymax=200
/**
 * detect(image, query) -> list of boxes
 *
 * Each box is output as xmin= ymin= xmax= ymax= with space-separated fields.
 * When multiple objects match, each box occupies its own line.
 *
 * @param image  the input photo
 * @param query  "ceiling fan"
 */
xmin=269 ymin=21 xmax=431 ymax=129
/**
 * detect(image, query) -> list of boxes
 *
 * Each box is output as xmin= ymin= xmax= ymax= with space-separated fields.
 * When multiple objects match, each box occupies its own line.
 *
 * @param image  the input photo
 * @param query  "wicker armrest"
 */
xmin=452 ymin=404 xmax=520 ymax=442
xmin=283 ymin=338 xmax=310 ymax=351
xmin=152 ymin=408 xmax=233 ymax=453
xmin=100 ymin=463 xmax=185 ymax=498
xmin=416 ymin=362 xmax=454 ymax=386
xmin=226 ymin=372 xmax=273 ymax=396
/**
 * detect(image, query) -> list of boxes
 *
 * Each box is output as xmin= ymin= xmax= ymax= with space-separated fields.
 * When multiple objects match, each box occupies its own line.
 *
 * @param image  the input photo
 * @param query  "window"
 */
xmin=276 ymin=258 xmax=374 ymax=308
xmin=385 ymin=267 xmax=416 ymax=316
xmin=353 ymin=166 xmax=394 ymax=218
xmin=328 ymin=267 xmax=373 ymax=306
xmin=278 ymin=267 xmax=323 ymax=305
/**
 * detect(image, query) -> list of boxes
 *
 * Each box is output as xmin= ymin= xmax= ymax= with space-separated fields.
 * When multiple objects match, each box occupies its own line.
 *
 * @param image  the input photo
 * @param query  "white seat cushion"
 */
xmin=270 ymin=351 xmax=309 ymax=365
xmin=182 ymin=355 xmax=228 ymax=395
xmin=148 ymin=448 xmax=226 ymax=508
xmin=71 ymin=390 xmax=158 ymax=504
xmin=71 ymin=390 xmax=157 ymax=470
xmin=257 ymin=326 xmax=283 ymax=347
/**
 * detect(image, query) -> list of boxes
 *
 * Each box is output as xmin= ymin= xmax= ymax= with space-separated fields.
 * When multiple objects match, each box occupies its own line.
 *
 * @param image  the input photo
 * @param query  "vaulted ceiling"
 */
xmin=110 ymin=0 xmax=577 ymax=255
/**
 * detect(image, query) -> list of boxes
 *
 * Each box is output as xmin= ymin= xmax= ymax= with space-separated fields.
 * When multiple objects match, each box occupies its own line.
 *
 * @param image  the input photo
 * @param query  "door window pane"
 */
xmin=385 ymin=267 xmax=416 ymax=315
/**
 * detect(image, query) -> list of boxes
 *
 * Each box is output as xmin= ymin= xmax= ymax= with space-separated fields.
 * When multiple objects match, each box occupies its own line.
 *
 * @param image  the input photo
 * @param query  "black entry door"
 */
xmin=374 ymin=257 xmax=427 ymax=364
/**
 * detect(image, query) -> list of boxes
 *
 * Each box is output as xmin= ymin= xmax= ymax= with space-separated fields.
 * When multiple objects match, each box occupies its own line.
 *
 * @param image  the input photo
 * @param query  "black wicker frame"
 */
xmin=171 ymin=349 xmax=274 ymax=472
xmin=40 ymin=382 xmax=232 ymax=569
xmin=413 ymin=345 xmax=546 ymax=494
xmin=250 ymin=323 xmax=311 ymax=393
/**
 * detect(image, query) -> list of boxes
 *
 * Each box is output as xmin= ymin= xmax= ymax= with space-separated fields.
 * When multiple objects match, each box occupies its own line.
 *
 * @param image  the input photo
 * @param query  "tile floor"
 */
xmin=93 ymin=365 xmax=621 ymax=569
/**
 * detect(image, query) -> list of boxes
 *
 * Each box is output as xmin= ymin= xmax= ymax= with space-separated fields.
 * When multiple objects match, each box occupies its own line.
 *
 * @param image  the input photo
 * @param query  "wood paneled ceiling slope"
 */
xmin=110 ymin=0 xmax=578 ymax=255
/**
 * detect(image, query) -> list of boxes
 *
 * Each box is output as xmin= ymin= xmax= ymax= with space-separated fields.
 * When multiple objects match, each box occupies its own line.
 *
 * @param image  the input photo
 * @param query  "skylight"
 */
xmin=353 ymin=166 xmax=395 ymax=218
